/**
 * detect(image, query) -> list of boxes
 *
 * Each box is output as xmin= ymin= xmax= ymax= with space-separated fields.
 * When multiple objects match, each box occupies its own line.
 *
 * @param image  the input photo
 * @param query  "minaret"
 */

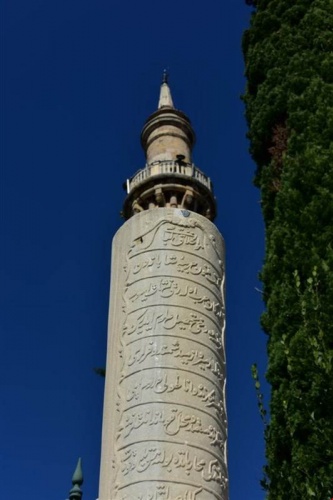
xmin=66 ymin=458 xmax=83 ymax=500
xmin=98 ymin=75 xmax=228 ymax=500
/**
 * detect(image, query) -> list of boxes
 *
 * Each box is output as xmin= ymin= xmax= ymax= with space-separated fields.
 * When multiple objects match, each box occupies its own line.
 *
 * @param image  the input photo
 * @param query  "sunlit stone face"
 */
xmin=99 ymin=208 xmax=227 ymax=500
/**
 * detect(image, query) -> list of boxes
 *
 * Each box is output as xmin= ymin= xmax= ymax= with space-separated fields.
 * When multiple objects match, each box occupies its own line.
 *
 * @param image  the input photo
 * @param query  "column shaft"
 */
xmin=99 ymin=208 xmax=227 ymax=500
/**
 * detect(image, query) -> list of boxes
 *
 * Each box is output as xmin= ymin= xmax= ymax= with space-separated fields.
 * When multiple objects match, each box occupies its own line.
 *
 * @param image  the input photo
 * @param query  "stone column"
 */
xmin=99 ymin=208 xmax=227 ymax=500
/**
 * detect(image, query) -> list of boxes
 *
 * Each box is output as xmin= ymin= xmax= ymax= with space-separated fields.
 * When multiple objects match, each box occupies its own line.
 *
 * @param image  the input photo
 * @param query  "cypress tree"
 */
xmin=242 ymin=1 xmax=333 ymax=498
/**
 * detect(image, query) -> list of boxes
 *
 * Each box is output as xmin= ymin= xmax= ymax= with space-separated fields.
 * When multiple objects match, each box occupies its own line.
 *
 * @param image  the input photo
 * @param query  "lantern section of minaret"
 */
xmin=98 ymin=75 xmax=228 ymax=500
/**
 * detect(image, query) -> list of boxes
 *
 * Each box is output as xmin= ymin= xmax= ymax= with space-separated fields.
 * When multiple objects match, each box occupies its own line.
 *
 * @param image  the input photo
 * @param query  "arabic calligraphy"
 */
xmin=122 ymin=339 xmax=223 ymax=379
xmin=124 ymin=278 xmax=223 ymax=318
xmin=126 ymin=252 xmax=221 ymax=289
xmin=120 ymin=446 xmax=226 ymax=486
xmin=117 ymin=407 xmax=225 ymax=449
xmin=106 ymin=214 xmax=227 ymax=499
xmin=124 ymin=372 xmax=223 ymax=408
xmin=122 ymin=307 xmax=224 ymax=351
xmin=128 ymin=218 xmax=213 ymax=257
xmin=120 ymin=485 xmax=203 ymax=500
xmin=162 ymin=228 xmax=205 ymax=250
xmin=121 ymin=374 xmax=226 ymax=425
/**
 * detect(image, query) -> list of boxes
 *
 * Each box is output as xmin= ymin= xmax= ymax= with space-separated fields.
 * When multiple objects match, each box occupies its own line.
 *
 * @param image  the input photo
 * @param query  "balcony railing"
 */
xmin=126 ymin=161 xmax=212 ymax=194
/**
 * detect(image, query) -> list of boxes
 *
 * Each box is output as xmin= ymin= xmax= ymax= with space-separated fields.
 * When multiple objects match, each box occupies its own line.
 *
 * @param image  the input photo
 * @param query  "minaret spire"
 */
xmin=122 ymin=75 xmax=216 ymax=220
xmin=66 ymin=458 xmax=83 ymax=500
xmin=158 ymin=70 xmax=174 ymax=109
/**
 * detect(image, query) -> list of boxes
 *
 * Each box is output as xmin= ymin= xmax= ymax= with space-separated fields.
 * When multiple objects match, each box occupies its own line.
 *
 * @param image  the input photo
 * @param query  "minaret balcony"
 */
xmin=123 ymin=160 xmax=216 ymax=221
xmin=126 ymin=160 xmax=212 ymax=194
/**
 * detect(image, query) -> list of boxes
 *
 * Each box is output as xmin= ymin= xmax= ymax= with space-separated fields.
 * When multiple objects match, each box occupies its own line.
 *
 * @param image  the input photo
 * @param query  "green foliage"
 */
xmin=251 ymin=363 xmax=268 ymax=425
xmin=243 ymin=0 xmax=333 ymax=498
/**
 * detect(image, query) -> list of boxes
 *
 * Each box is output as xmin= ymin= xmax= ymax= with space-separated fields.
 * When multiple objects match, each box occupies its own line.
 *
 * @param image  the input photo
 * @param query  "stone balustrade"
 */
xmin=126 ymin=161 xmax=212 ymax=193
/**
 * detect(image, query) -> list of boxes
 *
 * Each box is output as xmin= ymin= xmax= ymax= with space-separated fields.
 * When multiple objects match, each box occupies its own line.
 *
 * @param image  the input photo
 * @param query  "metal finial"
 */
xmin=68 ymin=458 xmax=83 ymax=500
xmin=162 ymin=69 xmax=168 ymax=84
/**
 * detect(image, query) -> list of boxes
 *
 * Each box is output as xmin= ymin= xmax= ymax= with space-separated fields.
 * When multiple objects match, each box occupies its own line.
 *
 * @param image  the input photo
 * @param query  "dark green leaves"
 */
xmin=242 ymin=0 xmax=333 ymax=497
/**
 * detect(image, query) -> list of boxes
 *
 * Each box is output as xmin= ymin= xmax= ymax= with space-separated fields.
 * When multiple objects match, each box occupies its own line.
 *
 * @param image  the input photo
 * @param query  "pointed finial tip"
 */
xmin=158 ymin=69 xmax=174 ymax=108
xmin=67 ymin=458 xmax=83 ymax=500
xmin=72 ymin=457 xmax=83 ymax=486
xmin=162 ymin=69 xmax=168 ymax=84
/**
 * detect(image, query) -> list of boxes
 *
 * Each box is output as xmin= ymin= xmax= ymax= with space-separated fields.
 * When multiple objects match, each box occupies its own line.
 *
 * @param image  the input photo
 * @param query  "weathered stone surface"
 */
xmin=99 ymin=208 xmax=227 ymax=500
xmin=145 ymin=123 xmax=191 ymax=164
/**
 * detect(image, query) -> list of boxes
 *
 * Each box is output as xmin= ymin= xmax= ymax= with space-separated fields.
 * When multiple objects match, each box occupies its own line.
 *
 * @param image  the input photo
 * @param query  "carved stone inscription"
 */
xmin=99 ymin=209 xmax=227 ymax=500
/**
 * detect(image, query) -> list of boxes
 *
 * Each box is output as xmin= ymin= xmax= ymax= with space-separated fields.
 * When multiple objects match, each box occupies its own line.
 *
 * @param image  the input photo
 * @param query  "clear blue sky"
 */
xmin=1 ymin=1 xmax=269 ymax=498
